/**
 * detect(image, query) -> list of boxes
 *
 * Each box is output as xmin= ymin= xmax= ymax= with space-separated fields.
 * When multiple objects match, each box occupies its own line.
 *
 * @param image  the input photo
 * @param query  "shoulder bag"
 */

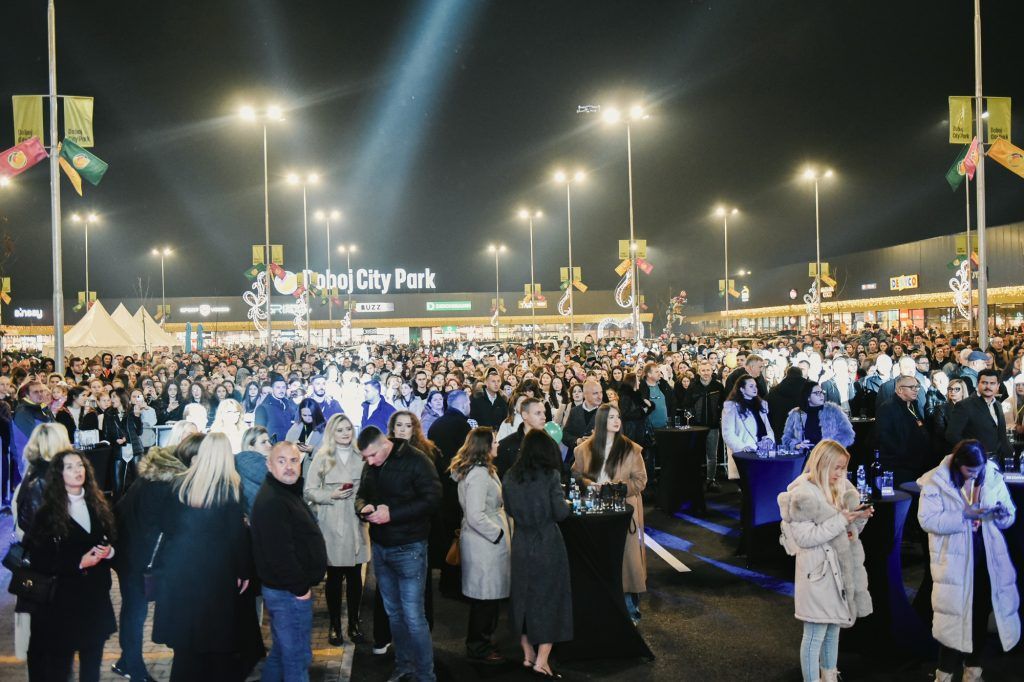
xmin=4 ymin=542 xmax=57 ymax=605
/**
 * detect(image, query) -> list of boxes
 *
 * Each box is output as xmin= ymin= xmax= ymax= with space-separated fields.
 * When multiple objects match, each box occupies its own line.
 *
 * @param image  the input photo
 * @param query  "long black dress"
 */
xmin=502 ymin=468 xmax=573 ymax=645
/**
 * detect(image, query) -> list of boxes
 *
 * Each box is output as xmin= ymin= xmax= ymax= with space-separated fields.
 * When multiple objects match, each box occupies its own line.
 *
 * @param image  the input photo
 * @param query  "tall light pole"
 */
xmin=70 ymin=212 xmax=98 ymax=308
xmin=150 ymin=247 xmax=172 ymax=326
xmin=47 ymin=0 xmax=65 ymax=374
xmin=239 ymin=103 xmax=284 ymax=357
xmin=287 ymin=171 xmax=319 ymax=345
xmin=713 ymin=206 xmax=738 ymax=330
xmin=553 ymin=169 xmax=585 ymax=341
xmin=314 ymin=209 xmax=342 ymax=339
xmin=801 ymin=166 xmax=834 ymax=330
xmin=516 ymin=208 xmax=543 ymax=344
xmin=488 ymin=244 xmax=506 ymax=339
xmin=338 ymin=244 xmax=357 ymax=342
xmin=972 ymin=0 xmax=989 ymax=347
xmin=602 ymin=104 xmax=648 ymax=340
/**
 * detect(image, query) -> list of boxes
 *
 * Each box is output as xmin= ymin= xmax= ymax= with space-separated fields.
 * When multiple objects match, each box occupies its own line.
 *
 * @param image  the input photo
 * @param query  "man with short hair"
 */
xmin=960 ymin=350 xmax=989 ymax=395
xmin=11 ymin=381 xmax=54 ymax=489
xmin=683 ymin=361 xmax=725 ymax=490
xmin=724 ymin=354 xmax=768 ymax=398
xmin=877 ymin=355 xmax=927 ymax=414
xmin=875 ymin=375 xmax=931 ymax=485
xmin=469 ymin=370 xmax=507 ymax=430
xmin=308 ymin=374 xmax=343 ymax=421
xmin=356 ymin=427 xmax=441 ymax=682
xmin=360 ymin=380 xmax=396 ymax=434
xmin=496 ymin=397 xmax=547 ymax=478
xmin=562 ymin=379 xmax=603 ymax=449
xmin=255 ymin=375 xmax=297 ymax=443
xmin=251 ymin=442 xmax=328 ymax=682
xmin=945 ymin=369 xmax=1012 ymax=460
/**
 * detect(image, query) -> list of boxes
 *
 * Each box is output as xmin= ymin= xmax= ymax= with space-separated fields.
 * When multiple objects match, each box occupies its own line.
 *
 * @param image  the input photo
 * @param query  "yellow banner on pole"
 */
xmin=618 ymin=240 xmax=647 ymax=259
xmin=949 ymin=96 xmax=973 ymax=144
xmin=252 ymin=244 xmax=285 ymax=265
xmin=986 ymin=97 xmax=1012 ymax=143
xmin=12 ymin=96 xmax=43 ymax=145
xmin=64 ymin=96 xmax=95 ymax=147
xmin=955 ymin=234 xmax=979 ymax=257
xmin=0 ymin=277 xmax=10 ymax=293
xmin=808 ymin=262 xmax=830 ymax=277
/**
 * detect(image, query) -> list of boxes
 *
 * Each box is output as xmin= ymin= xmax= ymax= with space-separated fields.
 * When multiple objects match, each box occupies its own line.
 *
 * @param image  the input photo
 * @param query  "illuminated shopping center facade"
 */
xmin=688 ymin=221 xmax=1024 ymax=333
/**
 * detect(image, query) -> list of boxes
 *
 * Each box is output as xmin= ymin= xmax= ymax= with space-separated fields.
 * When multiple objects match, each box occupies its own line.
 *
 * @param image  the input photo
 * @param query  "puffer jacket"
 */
xmin=778 ymin=474 xmax=872 ymax=626
xmin=917 ymin=457 xmax=1020 ymax=653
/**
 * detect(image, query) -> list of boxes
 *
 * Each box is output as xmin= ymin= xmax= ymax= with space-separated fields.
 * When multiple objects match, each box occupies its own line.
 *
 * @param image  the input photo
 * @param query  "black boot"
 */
xmin=328 ymin=621 xmax=344 ymax=646
xmin=347 ymin=619 xmax=365 ymax=644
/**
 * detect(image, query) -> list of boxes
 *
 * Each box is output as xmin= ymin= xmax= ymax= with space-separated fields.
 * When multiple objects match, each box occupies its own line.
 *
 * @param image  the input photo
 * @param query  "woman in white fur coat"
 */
xmin=778 ymin=440 xmax=873 ymax=682
xmin=918 ymin=439 xmax=1019 ymax=682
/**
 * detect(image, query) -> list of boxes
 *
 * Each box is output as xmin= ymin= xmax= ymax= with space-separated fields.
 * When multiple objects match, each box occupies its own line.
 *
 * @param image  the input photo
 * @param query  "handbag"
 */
xmin=143 ymin=533 xmax=164 ymax=601
xmin=444 ymin=529 xmax=461 ymax=566
xmin=4 ymin=543 xmax=57 ymax=605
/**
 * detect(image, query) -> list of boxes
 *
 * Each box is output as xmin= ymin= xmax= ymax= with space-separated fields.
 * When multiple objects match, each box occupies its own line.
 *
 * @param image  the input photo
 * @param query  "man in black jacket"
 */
xmin=251 ymin=442 xmax=328 ymax=681
xmin=945 ymin=369 xmax=1012 ymax=461
xmin=683 ymin=360 xmax=725 ymax=489
xmin=875 ymin=375 xmax=931 ymax=485
xmin=495 ymin=398 xmax=547 ymax=478
xmin=562 ymin=379 xmax=603 ymax=470
xmin=469 ymin=370 xmax=507 ymax=430
xmin=356 ymin=427 xmax=442 ymax=682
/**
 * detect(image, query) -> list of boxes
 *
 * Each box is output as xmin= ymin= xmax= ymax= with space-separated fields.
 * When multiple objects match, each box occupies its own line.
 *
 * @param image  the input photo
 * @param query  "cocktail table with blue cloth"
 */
xmin=732 ymin=450 xmax=806 ymax=563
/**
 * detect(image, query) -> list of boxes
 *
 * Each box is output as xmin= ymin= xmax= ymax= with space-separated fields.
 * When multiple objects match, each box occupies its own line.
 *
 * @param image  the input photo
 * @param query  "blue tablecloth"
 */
xmin=732 ymin=451 xmax=806 ymax=562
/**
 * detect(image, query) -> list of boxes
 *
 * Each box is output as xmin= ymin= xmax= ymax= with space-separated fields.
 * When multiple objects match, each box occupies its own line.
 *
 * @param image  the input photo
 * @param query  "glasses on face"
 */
xmin=899 ymin=384 xmax=920 ymax=392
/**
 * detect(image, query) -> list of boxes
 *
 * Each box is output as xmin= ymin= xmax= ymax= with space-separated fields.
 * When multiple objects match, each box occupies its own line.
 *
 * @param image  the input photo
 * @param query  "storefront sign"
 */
xmin=179 ymin=304 xmax=230 ymax=316
xmin=517 ymin=299 xmax=548 ymax=309
xmin=821 ymin=286 xmax=834 ymax=299
xmin=740 ymin=286 xmax=750 ymax=302
xmin=355 ymin=302 xmax=395 ymax=313
xmin=889 ymin=274 xmax=919 ymax=292
xmin=860 ymin=282 xmax=877 ymax=291
xmin=426 ymin=301 xmax=471 ymax=312
xmin=287 ymin=267 xmax=436 ymax=296
xmin=13 ymin=307 xmax=43 ymax=319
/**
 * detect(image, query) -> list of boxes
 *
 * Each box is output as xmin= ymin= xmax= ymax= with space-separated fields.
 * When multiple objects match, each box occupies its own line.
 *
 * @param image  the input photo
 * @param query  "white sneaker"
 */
xmin=962 ymin=667 xmax=983 ymax=682
xmin=373 ymin=641 xmax=392 ymax=655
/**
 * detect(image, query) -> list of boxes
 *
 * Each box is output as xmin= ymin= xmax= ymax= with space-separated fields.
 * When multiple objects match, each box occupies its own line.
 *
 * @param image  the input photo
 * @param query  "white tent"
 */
xmin=133 ymin=306 xmax=179 ymax=349
xmin=48 ymin=300 xmax=140 ymax=358
xmin=111 ymin=303 xmax=145 ymax=345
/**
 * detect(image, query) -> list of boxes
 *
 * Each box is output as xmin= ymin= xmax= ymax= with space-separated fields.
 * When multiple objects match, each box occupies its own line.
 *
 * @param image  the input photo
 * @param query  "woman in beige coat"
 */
xmin=573 ymin=403 xmax=647 ymax=624
xmin=304 ymin=413 xmax=370 ymax=646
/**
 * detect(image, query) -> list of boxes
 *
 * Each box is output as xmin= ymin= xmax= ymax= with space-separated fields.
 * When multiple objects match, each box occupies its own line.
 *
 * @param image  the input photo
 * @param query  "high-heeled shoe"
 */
xmin=347 ymin=622 xmax=365 ymax=644
xmin=328 ymin=626 xmax=344 ymax=646
xmin=531 ymin=663 xmax=563 ymax=679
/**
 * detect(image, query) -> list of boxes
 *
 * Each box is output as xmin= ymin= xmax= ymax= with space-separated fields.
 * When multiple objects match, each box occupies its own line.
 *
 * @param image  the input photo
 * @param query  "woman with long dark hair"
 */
xmin=919 ymin=439 xmax=1019 ymax=682
xmin=573 ymin=403 xmax=648 ymax=623
xmin=104 ymin=387 xmax=144 ymax=499
xmin=286 ymin=397 xmax=325 ymax=456
xmin=24 ymin=449 xmax=117 ymax=681
xmin=157 ymin=381 xmax=184 ymax=425
xmin=503 ymin=430 xmax=572 ymax=679
xmin=721 ymin=374 xmax=775 ymax=479
xmin=450 ymin=427 xmax=511 ymax=663
xmin=419 ymin=390 xmax=446 ymax=435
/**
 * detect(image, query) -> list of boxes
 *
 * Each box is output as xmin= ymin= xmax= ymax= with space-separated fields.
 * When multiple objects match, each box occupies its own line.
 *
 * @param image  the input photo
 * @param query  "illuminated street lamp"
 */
xmin=337 ymin=244 xmax=357 ymax=341
xmin=599 ymin=103 xmax=649 ymax=339
xmin=238 ymin=103 xmax=285 ymax=355
xmin=287 ymin=171 xmax=320 ymax=344
xmin=516 ymin=208 xmax=543 ymax=343
xmin=70 ymin=212 xmax=99 ymax=306
xmin=553 ymin=169 xmax=586 ymax=341
xmin=314 ymin=209 xmax=342 ymax=331
xmin=713 ymin=206 xmax=739 ymax=320
xmin=0 ymin=177 xmax=10 ymax=188
xmin=800 ymin=166 xmax=834 ymax=325
xmin=488 ymin=244 xmax=506 ymax=336
xmin=150 ymin=247 xmax=173 ymax=326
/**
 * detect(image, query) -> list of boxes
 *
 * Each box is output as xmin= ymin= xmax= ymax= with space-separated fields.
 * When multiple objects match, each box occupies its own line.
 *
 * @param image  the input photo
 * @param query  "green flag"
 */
xmin=945 ymin=142 xmax=972 ymax=190
xmin=58 ymin=138 xmax=108 ymax=186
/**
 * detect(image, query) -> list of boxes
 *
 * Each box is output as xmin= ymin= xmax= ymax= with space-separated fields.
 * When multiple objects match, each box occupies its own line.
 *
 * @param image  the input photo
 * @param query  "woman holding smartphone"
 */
xmin=778 ymin=440 xmax=873 ymax=682
xmin=918 ymin=439 xmax=1019 ymax=682
xmin=24 ymin=449 xmax=117 ymax=681
xmin=305 ymin=413 xmax=369 ymax=646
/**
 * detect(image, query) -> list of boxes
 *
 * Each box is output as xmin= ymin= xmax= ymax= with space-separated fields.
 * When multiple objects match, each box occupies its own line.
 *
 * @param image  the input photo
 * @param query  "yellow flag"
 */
xmin=252 ymin=245 xmax=264 ymax=265
xmin=59 ymin=155 xmax=84 ymax=196
xmin=986 ymin=97 xmax=1011 ymax=143
xmin=64 ymin=96 xmax=94 ymax=147
xmin=988 ymin=138 xmax=1024 ymax=180
xmin=949 ymin=96 xmax=973 ymax=144
xmin=12 ymin=96 xmax=43 ymax=145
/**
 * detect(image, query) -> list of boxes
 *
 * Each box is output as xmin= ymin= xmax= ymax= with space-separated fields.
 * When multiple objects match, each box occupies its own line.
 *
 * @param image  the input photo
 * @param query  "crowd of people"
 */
xmin=0 ymin=322 xmax=1022 ymax=681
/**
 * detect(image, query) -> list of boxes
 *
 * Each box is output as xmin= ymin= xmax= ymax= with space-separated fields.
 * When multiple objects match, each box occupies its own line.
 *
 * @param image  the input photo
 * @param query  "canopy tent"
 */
xmin=45 ymin=300 xmax=140 ymax=358
xmin=133 ymin=306 xmax=179 ymax=349
xmin=111 ymin=303 xmax=145 ymax=345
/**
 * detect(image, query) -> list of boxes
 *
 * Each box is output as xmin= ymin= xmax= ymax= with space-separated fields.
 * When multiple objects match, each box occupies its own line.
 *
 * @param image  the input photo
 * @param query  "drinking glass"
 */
xmin=684 ymin=410 xmax=694 ymax=428
xmin=881 ymin=471 xmax=894 ymax=495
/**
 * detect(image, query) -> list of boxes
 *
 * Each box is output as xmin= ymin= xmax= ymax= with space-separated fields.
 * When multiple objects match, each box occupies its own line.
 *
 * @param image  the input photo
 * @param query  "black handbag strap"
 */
xmin=146 ymin=532 xmax=164 ymax=571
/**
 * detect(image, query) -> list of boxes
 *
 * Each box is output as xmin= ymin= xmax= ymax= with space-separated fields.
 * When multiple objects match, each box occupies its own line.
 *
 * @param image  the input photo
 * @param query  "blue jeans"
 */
xmin=625 ymin=592 xmax=641 ymax=621
xmin=116 ymin=570 xmax=150 ymax=680
xmin=261 ymin=586 xmax=314 ymax=682
xmin=373 ymin=540 xmax=435 ymax=682
xmin=800 ymin=622 xmax=839 ymax=681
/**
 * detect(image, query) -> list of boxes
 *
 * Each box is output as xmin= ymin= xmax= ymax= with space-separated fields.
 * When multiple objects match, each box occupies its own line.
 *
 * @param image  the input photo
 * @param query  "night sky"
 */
xmin=1 ymin=1 xmax=1022 ymax=309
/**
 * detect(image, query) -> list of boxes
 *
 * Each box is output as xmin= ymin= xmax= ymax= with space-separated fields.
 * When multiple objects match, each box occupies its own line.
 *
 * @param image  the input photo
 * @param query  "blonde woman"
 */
xmin=153 ymin=433 xmax=259 ymax=681
xmin=14 ymin=422 xmax=72 ymax=539
xmin=209 ymin=398 xmax=246 ymax=453
xmin=304 ymin=414 xmax=369 ymax=646
xmin=450 ymin=427 xmax=511 ymax=663
xmin=165 ymin=420 xmax=199 ymax=448
xmin=778 ymin=440 xmax=873 ymax=682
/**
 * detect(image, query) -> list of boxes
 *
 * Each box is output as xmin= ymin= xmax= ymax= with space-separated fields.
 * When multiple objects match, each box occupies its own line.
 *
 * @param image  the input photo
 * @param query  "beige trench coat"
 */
xmin=573 ymin=439 xmax=647 ymax=593
xmin=304 ymin=445 xmax=371 ymax=567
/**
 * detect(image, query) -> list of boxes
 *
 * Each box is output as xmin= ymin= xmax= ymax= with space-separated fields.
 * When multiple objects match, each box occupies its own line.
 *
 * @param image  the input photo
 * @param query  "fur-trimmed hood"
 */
xmin=136 ymin=446 xmax=187 ymax=482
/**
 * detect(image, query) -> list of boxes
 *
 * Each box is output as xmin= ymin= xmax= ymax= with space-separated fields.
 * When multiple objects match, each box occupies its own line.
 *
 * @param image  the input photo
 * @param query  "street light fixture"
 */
xmin=238 ymin=102 xmax=285 ymax=356
xmin=516 ymin=208 xmax=543 ymax=344
xmin=150 ymin=247 xmax=172 ymax=326
xmin=553 ymin=168 xmax=586 ymax=341
xmin=713 ymin=206 xmax=739 ymax=324
xmin=0 ymin=177 xmax=10 ymax=188
xmin=287 ymin=170 xmax=320 ymax=344
xmin=314 ymin=208 xmax=343 ymax=336
xmin=337 ymin=244 xmax=357 ymax=342
xmin=488 ymin=244 xmax=506 ymax=337
xmin=800 ymin=166 xmax=835 ymax=327
xmin=70 ymin=212 xmax=99 ymax=306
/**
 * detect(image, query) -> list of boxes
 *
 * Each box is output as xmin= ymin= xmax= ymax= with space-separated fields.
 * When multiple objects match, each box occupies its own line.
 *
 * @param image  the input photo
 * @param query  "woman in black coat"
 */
xmin=153 ymin=432 xmax=261 ymax=682
xmin=24 ymin=449 xmax=117 ymax=682
xmin=103 ymin=388 xmax=144 ymax=500
xmin=616 ymin=372 xmax=652 ymax=445
xmin=502 ymin=430 xmax=572 ymax=679
xmin=157 ymin=381 xmax=185 ymax=424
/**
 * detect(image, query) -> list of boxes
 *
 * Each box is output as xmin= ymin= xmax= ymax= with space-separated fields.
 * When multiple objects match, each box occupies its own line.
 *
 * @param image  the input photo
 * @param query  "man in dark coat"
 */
xmin=767 ymin=368 xmax=808 ymax=439
xmin=11 ymin=381 xmax=53 ymax=490
xmin=683 ymin=360 xmax=725 ymax=489
xmin=254 ymin=375 xmax=296 ymax=443
xmin=356 ymin=428 xmax=442 ymax=682
xmin=562 ymin=379 xmax=603 ymax=453
xmin=496 ymin=398 xmax=547 ymax=479
xmin=875 ymin=375 xmax=931 ymax=485
xmin=945 ymin=369 xmax=1012 ymax=460
xmin=724 ymin=354 xmax=769 ymax=399
xmin=251 ymin=442 xmax=328 ymax=681
xmin=469 ymin=370 xmax=508 ymax=430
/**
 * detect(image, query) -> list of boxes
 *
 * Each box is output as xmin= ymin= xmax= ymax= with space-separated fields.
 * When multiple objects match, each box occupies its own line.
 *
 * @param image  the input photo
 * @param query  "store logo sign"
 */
xmin=426 ymin=301 xmax=471 ymax=312
xmin=889 ymin=274 xmax=919 ymax=292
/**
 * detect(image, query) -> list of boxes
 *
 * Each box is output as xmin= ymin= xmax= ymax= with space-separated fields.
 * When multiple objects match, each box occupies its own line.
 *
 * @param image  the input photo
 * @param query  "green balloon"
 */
xmin=543 ymin=421 xmax=563 ymax=443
